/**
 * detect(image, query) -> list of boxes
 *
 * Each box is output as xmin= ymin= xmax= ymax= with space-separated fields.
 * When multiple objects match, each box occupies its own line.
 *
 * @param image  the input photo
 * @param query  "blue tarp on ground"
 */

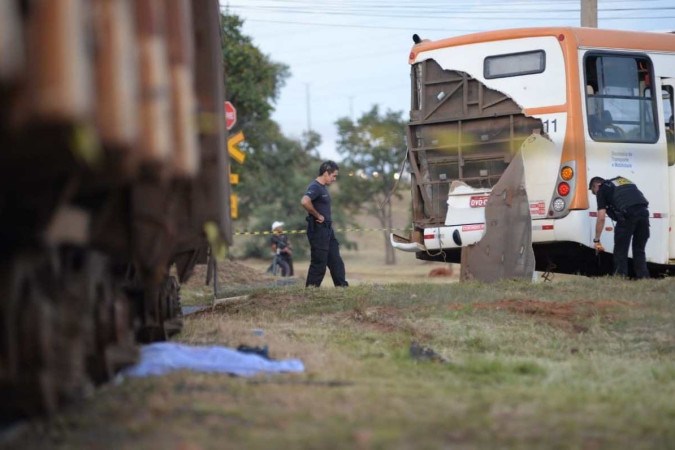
xmin=123 ymin=342 xmax=305 ymax=378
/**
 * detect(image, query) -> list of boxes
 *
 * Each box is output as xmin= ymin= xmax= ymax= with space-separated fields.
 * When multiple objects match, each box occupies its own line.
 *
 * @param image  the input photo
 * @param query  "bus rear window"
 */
xmin=484 ymin=50 xmax=545 ymax=79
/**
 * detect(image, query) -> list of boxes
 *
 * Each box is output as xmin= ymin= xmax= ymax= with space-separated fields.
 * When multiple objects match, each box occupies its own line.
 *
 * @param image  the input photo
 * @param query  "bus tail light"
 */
xmin=548 ymin=161 xmax=576 ymax=219
xmin=560 ymin=166 xmax=573 ymax=181
xmin=552 ymin=198 xmax=566 ymax=212
xmin=557 ymin=182 xmax=570 ymax=196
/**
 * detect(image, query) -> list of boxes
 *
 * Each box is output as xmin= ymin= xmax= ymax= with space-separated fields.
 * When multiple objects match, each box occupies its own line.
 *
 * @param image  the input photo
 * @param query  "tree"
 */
xmin=335 ymin=106 xmax=408 ymax=265
xmin=236 ymin=122 xmax=321 ymax=258
xmin=220 ymin=14 xmax=289 ymax=127
xmin=220 ymin=13 xmax=321 ymax=258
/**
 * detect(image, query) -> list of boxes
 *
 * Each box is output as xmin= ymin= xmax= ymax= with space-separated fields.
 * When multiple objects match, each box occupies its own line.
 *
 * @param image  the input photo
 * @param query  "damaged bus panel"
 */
xmin=392 ymin=28 xmax=675 ymax=278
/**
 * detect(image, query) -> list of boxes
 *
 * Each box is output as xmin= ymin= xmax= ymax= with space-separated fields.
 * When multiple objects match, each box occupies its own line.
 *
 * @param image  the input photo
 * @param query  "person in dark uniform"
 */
xmin=300 ymin=161 xmax=348 ymax=287
xmin=589 ymin=176 xmax=650 ymax=278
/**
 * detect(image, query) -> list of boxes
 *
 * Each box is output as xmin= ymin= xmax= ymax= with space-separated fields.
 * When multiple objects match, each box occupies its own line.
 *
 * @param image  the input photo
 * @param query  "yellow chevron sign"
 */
xmin=228 ymin=131 xmax=246 ymax=164
xmin=227 ymin=131 xmax=245 ymax=219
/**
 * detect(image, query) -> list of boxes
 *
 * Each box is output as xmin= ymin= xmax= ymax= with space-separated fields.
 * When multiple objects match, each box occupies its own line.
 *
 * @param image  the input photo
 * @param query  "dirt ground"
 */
xmin=450 ymin=298 xmax=635 ymax=333
xmin=183 ymin=260 xmax=277 ymax=288
xmin=4 ymin=274 xmax=674 ymax=449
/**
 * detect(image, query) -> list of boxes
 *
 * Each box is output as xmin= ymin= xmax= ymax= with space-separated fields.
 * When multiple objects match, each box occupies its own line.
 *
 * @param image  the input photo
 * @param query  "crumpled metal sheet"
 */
xmin=460 ymin=152 xmax=535 ymax=282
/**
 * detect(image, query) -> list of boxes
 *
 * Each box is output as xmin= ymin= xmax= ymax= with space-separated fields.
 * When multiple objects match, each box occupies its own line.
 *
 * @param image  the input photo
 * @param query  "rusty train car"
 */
xmin=0 ymin=0 xmax=232 ymax=418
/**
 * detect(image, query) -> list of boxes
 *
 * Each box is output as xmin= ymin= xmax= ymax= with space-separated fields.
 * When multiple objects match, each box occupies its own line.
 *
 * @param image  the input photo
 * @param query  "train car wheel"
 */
xmin=0 ymin=253 xmax=59 ymax=418
xmin=83 ymin=253 xmax=138 ymax=383
xmin=161 ymin=276 xmax=183 ymax=337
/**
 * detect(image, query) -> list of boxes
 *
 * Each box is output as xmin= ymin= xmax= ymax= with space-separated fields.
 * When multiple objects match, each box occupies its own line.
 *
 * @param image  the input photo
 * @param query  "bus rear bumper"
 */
xmin=390 ymin=233 xmax=426 ymax=252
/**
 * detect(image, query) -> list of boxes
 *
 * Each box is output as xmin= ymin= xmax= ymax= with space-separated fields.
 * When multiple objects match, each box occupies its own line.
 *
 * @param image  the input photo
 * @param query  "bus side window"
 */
xmin=664 ymin=86 xmax=675 ymax=165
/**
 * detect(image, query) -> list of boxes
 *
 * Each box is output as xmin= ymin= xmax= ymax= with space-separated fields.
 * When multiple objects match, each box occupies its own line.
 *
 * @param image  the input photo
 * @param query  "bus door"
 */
xmin=585 ymin=53 xmax=665 ymax=263
xmin=662 ymin=79 xmax=675 ymax=260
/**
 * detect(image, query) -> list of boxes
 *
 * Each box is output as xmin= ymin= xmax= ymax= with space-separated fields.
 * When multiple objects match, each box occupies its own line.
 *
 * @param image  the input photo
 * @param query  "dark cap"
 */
xmin=588 ymin=176 xmax=604 ymax=190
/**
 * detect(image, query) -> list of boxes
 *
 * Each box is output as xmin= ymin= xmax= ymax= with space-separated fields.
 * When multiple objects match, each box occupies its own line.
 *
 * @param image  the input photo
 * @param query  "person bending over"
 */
xmin=589 ymin=175 xmax=650 ymax=278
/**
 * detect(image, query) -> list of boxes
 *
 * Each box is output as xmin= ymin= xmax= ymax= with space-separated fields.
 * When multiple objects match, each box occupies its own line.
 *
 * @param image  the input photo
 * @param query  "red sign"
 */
xmin=529 ymin=201 xmax=546 ymax=216
xmin=224 ymin=101 xmax=237 ymax=130
xmin=462 ymin=224 xmax=485 ymax=232
xmin=469 ymin=195 xmax=489 ymax=208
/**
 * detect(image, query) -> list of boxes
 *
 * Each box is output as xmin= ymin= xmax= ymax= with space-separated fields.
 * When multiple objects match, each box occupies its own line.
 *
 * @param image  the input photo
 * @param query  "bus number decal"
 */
xmin=469 ymin=196 xmax=489 ymax=208
xmin=543 ymin=119 xmax=557 ymax=133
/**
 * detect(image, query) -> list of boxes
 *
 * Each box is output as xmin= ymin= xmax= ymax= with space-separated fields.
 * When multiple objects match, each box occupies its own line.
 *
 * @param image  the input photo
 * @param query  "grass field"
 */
xmin=7 ymin=198 xmax=675 ymax=449
xmin=10 ymin=274 xmax=675 ymax=449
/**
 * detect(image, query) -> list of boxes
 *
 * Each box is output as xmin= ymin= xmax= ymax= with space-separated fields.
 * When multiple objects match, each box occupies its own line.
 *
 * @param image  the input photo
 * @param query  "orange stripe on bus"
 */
xmin=409 ymin=27 xmax=675 ymax=63
xmin=523 ymin=105 xmax=567 ymax=116
xmin=559 ymin=31 xmax=588 ymax=212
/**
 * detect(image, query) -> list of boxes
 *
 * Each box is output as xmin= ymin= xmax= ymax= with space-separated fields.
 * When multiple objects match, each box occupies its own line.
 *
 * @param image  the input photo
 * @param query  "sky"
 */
xmin=220 ymin=0 xmax=675 ymax=161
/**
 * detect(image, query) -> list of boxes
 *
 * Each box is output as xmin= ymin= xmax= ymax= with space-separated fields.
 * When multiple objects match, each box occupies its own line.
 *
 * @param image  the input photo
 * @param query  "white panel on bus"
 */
xmin=417 ymin=36 xmax=566 ymax=109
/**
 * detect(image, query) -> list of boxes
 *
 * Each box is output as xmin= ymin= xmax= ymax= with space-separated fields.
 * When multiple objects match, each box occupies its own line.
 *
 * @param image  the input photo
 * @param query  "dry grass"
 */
xmin=7 ymin=197 xmax=675 ymax=449
xmin=238 ymin=251 xmax=457 ymax=287
xmin=11 ymin=276 xmax=675 ymax=450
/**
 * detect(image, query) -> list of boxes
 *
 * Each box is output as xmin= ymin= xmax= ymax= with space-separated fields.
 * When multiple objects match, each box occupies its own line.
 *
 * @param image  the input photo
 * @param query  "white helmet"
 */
xmin=271 ymin=221 xmax=284 ymax=231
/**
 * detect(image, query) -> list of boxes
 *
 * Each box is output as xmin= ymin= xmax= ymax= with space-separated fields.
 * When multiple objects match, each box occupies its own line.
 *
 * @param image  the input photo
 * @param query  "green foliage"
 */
xmin=220 ymin=13 xmax=321 ymax=257
xmin=335 ymin=106 xmax=409 ymax=263
xmin=221 ymin=14 xmax=288 ymax=127
xmin=335 ymin=105 xmax=407 ymax=212
xmin=235 ymin=125 xmax=321 ymax=258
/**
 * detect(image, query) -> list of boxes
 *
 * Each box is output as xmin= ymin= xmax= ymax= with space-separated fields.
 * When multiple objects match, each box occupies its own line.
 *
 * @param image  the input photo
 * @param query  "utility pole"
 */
xmin=348 ymin=96 xmax=354 ymax=120
xmin=305 ymin=83 xmax=312 ymax=132
xmin=581 ymin=0 xmax=597 ymax=28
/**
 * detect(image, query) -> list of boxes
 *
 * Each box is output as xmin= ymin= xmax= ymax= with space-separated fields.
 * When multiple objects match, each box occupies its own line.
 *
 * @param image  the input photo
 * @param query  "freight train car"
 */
xmin=0 ymin=0 xmax=232 ymax=418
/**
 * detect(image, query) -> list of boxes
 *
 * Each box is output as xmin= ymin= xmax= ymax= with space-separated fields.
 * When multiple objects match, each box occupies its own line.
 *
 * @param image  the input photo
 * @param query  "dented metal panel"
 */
xmin=460 ymin=152 xmax=535 ymax=282
xmin=408 ymin=59 xmax=543 ymax=228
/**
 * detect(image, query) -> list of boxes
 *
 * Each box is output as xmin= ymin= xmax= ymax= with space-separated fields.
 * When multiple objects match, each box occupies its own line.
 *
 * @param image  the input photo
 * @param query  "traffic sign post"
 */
xmin=227 ymin=131 xmax=245 ymax=164
xmin=225 ymin=104 xmax=242 ymax=220
xmin=224 ymin=101 xmax=237 ymax=130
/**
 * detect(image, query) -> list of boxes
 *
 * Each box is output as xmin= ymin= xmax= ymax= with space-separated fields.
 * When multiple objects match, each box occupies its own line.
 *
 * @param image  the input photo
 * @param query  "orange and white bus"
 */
xmin=392 ymin=27 xmax=675 ymax=277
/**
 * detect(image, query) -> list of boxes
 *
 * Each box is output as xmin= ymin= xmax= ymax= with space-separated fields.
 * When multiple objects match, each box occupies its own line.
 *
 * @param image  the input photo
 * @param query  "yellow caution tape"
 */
xmin=234 ymin=227 xmax=408 ymax=236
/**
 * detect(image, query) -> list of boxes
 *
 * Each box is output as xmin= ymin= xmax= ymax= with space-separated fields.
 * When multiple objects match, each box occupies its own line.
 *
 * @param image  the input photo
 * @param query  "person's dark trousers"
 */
xmin=281 ymin=253 xmax=294 ymax=276
xmin=613 ymin=209 xmax=650 ymax=278
xmin=326 ymin=234 xmax=347 ymax=286
xmin=305 ymin=221 xmax=348 ymax=287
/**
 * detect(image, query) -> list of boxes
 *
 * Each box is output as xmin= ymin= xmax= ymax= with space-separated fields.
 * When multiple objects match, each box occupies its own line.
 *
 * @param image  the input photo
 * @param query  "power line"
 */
xmin=225 ymin=4 xmax=675 ymax=24
xmin=227 ymin=2 xmax=675 ymax=15
xmin=239 ymin=17 xmax=674 ymax=32
xmin=255 ymin=32 xmax=402 ymax=58
xmin=228 ymin=0 xmax=668 ymax=7
xmin=239 ymin=18 xmax=482 ymax=32
xmin=232 ymin=4 xmax=675 ymax=13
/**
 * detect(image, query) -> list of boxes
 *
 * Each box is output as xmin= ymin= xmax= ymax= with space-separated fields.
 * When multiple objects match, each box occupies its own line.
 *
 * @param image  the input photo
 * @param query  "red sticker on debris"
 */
xmin=469 ymin=196 xmax=489 ymax=208
xmin=530 ymin=201 xmax=546 ymax=216
xmin=462 ymin=224 xmax=485 ymax=232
